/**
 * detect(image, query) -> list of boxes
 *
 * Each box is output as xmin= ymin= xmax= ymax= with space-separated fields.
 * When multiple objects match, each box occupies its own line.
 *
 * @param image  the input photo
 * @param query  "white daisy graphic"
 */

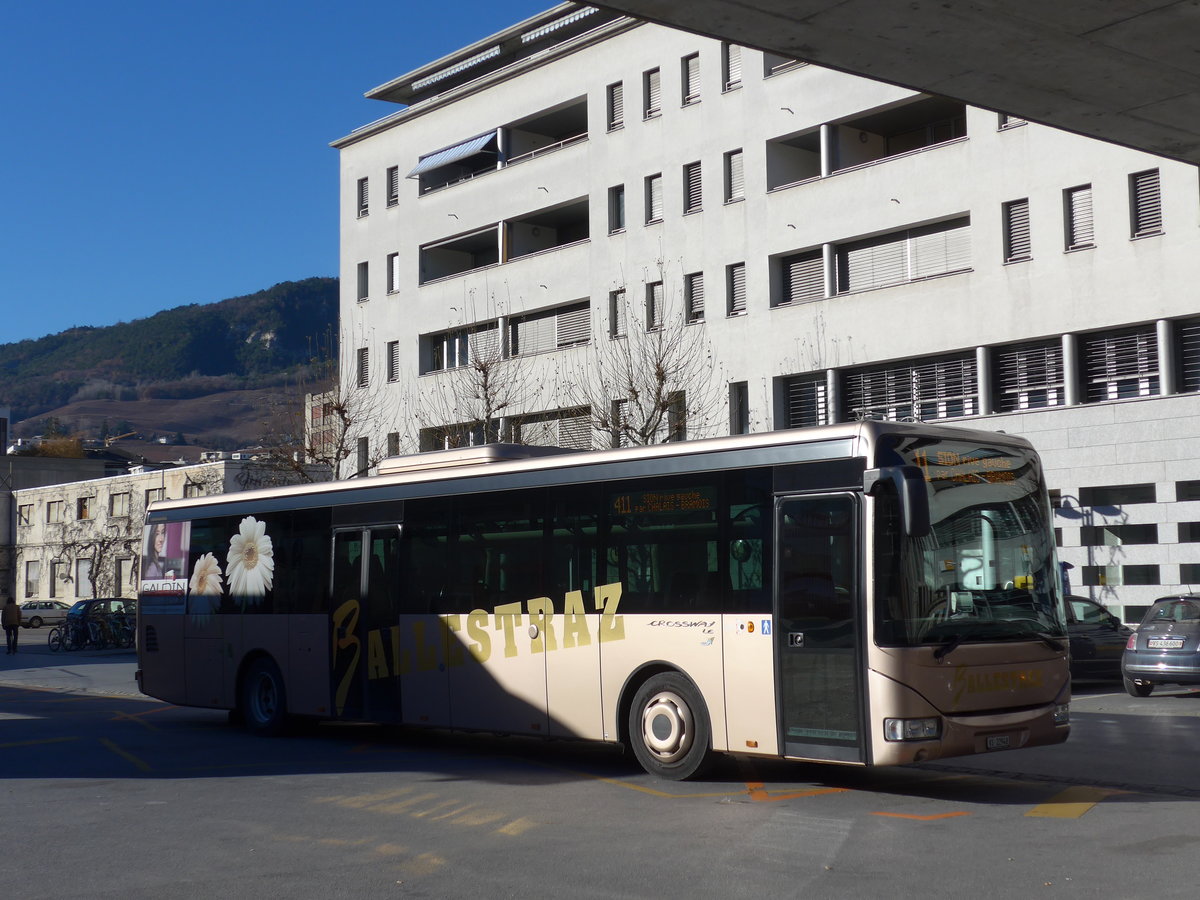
xmin=226 ymin=516 xmax=274 ymax=596
xmin=189 ymin=552 xmax=224 ymax=596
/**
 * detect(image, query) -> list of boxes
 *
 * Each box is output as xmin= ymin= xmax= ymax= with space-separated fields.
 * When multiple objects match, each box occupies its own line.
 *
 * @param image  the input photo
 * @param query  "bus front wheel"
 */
xmin=241 ymin=658 xmax=288 ymax=736
xmin=628 ymin=672 xmax=712 ymax=780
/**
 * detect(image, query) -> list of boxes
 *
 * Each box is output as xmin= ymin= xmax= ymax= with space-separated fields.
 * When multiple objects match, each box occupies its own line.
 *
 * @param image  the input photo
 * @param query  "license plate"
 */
xmin=1147 ymin=638 xmax=1185 ymax=649
xmin=985 ymin=735 xmax=1011 ymax=751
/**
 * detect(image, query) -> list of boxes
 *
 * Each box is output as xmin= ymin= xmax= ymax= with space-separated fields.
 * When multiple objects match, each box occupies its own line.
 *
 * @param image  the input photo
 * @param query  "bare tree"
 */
xmin=45 ymin=484 xmax=146 ymax=599
xmin=561 ymin=279 xmax=725 ymax=447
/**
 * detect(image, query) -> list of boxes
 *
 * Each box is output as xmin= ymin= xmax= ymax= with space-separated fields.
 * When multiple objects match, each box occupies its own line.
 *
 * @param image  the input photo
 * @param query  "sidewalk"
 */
xmin=0 ymin=634 xmax=145 ymax=698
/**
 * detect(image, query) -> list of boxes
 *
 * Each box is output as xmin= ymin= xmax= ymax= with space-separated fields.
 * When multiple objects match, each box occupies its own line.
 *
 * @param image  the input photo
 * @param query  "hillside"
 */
xmin=0 ymin=277 xmax=338 ymax=447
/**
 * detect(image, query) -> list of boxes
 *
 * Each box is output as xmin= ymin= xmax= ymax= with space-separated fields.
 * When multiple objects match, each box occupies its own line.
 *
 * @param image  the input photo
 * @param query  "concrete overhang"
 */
xmin=592 ymin=0 xmax=1200 ymax=167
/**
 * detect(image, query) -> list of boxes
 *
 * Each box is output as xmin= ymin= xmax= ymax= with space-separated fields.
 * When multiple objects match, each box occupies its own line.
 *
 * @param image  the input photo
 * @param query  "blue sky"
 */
xmin=0 ymin=0 xmax=549 ymax=345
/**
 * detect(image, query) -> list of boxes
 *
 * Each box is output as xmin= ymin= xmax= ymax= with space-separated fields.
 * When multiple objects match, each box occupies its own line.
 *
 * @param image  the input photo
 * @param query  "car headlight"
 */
xmin=883 ymin=717 xmax=941 ymax=741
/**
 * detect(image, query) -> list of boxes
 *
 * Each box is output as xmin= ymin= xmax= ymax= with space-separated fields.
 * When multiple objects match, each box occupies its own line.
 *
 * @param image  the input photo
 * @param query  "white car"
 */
xmin=20 ymin=600 xmax=71 ymax=628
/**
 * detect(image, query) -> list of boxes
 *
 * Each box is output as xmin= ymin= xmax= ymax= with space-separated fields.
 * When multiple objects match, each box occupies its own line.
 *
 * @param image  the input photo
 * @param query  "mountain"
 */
xmin=0 ymin=277 xmax=338 ymax=448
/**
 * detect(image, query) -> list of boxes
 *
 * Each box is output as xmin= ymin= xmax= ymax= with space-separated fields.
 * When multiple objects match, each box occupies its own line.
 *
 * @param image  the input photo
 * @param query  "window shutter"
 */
xmin=556 ymin=304 xmax=590 ymax=346
xmin=558 ymin=413 xmax=592 ymax=450
xmin=1066 ymin=185 xmax=1094 ymax=248
xmin=683 ymin=54 xmax=700 ymax=103
xmin=468 ymin=324 xmax=500 ymax=362
xmin=644 ymin=68 xmax=661 ymax=116
xmin=357 ymin=178 xmax=369 ymax=216
xmin=994 ymin=340 xmax=1064 ymax=411
xmin=388 ymin=252 xmax=400 ymax=293
xmin=647 ymin=282 xmax=664 ymax=329
xmin=607 ymin=82 xmax=624 ymax=129
xmin=684 ymin=161 xmax=702 ymax=212
xmin=387 ymin=167 xmax=399 ymax=206
xmin=686 ymin=272 xmax=704 ymax=320
xmin=782 ymin=252 xmax=823 ymax=305
xmin=1084 ymin=327 xmax=1158 ymax=401
xmin=1003 ymin=199 xmax=1031 ymax=261
xmin=610 ymin=289 xmax=627 ymax=337
xmin=647 ymin=174 xmax=663 ymax=222
xmin=838 ymin=233 xmax=907 ymax=293
xmin=1131 ymin=169 xmax=1162 ymax=236
xmin=844 ymin=354 xmax=976 ymax=420
xmin=784 ymin=376 xmax=828 ymax=428
xmin=387 ymin=340 xmax=400 ymax=382
xmin=724 ymin=44 xmax=742 ymax=88
xmin=357 ymin=347 xmax=369 ymax=387
xmin=909 ymin=218 xmax=971 ymax=279
xmin=726 ymin=150 xmax=744 ymax=200
xmin=728 ymin=262 xmax=746 ymax=314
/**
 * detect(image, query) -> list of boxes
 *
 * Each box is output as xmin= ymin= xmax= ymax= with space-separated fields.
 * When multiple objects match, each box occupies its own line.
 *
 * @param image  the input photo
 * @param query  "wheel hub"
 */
xmin=641 ymin=690 xmax=693 ymax=763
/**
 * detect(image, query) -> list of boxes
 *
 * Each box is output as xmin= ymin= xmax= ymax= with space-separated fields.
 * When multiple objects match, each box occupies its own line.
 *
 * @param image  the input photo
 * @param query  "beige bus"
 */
xmin=136 ymin=421 xmax=1070 ymax=779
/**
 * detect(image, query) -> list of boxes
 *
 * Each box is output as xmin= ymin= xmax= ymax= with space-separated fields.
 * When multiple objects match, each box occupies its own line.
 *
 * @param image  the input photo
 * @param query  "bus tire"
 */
xmin=241 ymin=658 xmax=288 ymax=736
xmin=628 ymin=672 xmax=713 ymax=780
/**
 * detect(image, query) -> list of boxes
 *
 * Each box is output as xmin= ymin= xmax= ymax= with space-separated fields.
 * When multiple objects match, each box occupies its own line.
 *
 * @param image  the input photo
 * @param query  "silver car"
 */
xmin=1121 ymin=594 xmax=1200 ymax=697
xmin=19 ymin=600 xmax=72 ymax=628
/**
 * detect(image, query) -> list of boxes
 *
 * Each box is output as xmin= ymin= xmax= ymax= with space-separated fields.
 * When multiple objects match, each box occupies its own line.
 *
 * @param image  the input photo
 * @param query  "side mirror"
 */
xmin=864 ymin=465 xmax=930 ymax=538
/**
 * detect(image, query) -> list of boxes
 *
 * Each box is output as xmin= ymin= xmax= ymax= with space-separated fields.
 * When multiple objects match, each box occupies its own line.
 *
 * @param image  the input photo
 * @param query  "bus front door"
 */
xmin=774 ymin=494 xmax=864 ymax=763
xmin=331 ymin=526 xmax=402 ymax=722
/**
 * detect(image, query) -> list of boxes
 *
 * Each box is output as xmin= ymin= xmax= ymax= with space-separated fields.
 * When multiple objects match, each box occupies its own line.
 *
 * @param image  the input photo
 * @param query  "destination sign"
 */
xmin=611 ymin=485 xmax=716 ymax=515
xmin=913 ymin=448 xmax=1017 ymax=484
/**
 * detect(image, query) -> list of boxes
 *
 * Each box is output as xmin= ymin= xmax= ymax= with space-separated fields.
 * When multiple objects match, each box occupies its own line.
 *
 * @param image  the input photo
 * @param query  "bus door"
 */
xmin=774 ymin=494 xmax=864 ymax=763
xmin=330 ymin=526 xmax=402 ymax=722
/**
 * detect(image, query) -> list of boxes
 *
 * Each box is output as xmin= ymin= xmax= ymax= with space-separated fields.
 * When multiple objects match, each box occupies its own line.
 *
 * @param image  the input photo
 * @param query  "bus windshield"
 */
xmin=875 ymin=435 xmax=1066 ymax=648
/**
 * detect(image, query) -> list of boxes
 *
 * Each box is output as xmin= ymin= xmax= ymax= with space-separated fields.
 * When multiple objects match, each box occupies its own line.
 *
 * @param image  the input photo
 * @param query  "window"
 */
xmin=145 ymin=487 xmax=164 ymax=506
xmin=1179 ymin=318 xmax=1200 ymax=394
xmin=994 ymin=340 xmax=1064 ymax=411
xmin=836 ymin=218 xmax=971 ymax=294
xmin=782 ymin=375 xmax=829 ymax=428
xmin=606 ymin=82 xmax=624 ymax=130
xmin=118 ymin=558 xmax=134 ymax=593
xmin=183 ymin=482 xmax=204 ymax=499
xmin=763 ymin=52 xmax=803 ymax=76
xmin=683 ymin=161 xmax=702 ymax=213
xmin=357 ymin=347 xmax=369 ymax=388
xmin=685 ymin=272 xmax=704 ymax=322
xmin=843 ymin=354 xmax=977 ymax=421
xmin=357 ymin=261 xmax=369 ymax=302
xmin=646 ymin=281 xmax=664 ymax=331
xmin=387 ymin=340 xmax=400 ymax=382
xmin=1002 ymin=198 xmax=1031 ymax=262
xmin=722 ymin=43 xmax=742 ymax=90
xmin=510 ymin=302 xmax=591 ymax=355
xmin=76 ymin=559 xmax=93 ymax=598
xmin=1130 ymin=169 xmax=1162 ymax=237
xmin=1064 ymin=184 xmax=1094 ymax=250
xmin=17 ymin=504 xmax=32 ymax=526
xmin=609 ymin=289 xmax=627 ymax=338
xmin=356 ymin=177 xmax=369 ymax=217
xmin=425 ymin=324 xmax=501 ymax=373
xmin=356 ymin=437 xmax=369 ymax=476
xmin=643 ymin=68 xmax=661 ymax=118
xmin=386 ymin=166 xmax=399 ymax=207
xmin=386 ymin=253 xmax=399 ymax=294
xmin=1181 ymin=564 xmax=1200 ymax=583
xmin=1082 ymin=565 xmax=1159 ymax=587
xmin=1083 ymin=326 xmax=1158 ymax=402
xmin=608 ymin=184 xmax=625 ymax=233
xmin=1079 ymin=484 xmax=1156 ymax=506
xmin=49 ymin=561 xmax=63 ymax=598
xmin=777 ymin=251 xmax=823 ymax=306
xmin=387 ymin=432 xmax=400 ymax=457
xmin=46 ymin=500 xmax=64 ymax=524
xmin=77 ymin=497 xmax=92 ymax=520
xmin=611 ymin=399 xmax=629 ymax=448
xmin=645 ymin=173 xmax=663 ymax=223
xmin=998 ymin=113 xmax=1026 ymax=129
xmin=109 ymin=492 xmax=130 ymax=517
xmin=24 ymin=560 xmax=39 ymax=598
xmin=729 ymin=381 xmax=749 ymax=434
xmin=727 ymin=262 xmax=746 ymax=315
xmin=681 ymin=53 xmax=700 ymax=104
xmin=1080 ymin=524 xmax=1158 ymax=546
xmin=1179 ymin=481 xmax=1200 ymax=501
xmin=724 ymin=149 xmax=744 ymax=202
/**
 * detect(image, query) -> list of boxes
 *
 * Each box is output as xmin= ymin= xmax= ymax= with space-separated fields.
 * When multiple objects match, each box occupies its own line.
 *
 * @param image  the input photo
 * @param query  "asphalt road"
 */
xmin=3 ymin=640 xmax=1200 ymax=899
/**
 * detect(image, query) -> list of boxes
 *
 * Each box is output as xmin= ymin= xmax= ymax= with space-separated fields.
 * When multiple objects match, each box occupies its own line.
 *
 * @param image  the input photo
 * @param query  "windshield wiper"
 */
xmin=1035 ymin=632 xmax=1065 ymax=652
xmin=934 ymin=633 xmax=965 ymax=661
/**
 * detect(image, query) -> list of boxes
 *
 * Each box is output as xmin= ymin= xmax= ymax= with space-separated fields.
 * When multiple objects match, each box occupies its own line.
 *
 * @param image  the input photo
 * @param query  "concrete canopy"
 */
xmin=592 ymin=0 xmax=1200 ymax=166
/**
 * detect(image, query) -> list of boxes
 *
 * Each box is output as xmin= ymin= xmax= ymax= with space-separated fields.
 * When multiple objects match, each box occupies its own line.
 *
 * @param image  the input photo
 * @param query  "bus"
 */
xmin=136 ymin=421 xmax=1070 ymax=779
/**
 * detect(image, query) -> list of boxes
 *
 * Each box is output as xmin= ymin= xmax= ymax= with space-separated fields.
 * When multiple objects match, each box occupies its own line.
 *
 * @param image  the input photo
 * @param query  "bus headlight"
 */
xmin=1053 ymin=703 xmax=1070 ymax=726
xmin=884 ymin=717 xmax=941 ymax=741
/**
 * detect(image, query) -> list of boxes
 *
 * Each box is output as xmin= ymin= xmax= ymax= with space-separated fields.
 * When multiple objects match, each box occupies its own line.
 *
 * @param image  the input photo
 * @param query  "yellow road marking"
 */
xmin=745 ymin=781 xmax=850 ymax=802
xmin=99 ymin=737 xmax=152 ymax=772
xmin=110 ymin=710 xmax=160 ymax=731
xmin=872 ymin=811 xmax=971 ymax=820
xmin=0 ymin=736 xmax=79 ymax=749
xmin=495 ymin=817 xmax=537 ymax=836
xmin=1026 ymin=786 xmax=1117 ymax=818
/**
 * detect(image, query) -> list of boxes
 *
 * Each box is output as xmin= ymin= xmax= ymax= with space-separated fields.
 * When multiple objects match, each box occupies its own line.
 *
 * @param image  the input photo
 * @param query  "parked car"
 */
xmin=66 ymin=598 xmax=135 ymax=620
xmin=19 ymin=599 xmax=72 ymax=628
xmin=1121 ymin=594 xmax=1200 ymax=696
xmin=1065 ymin=595 xmax=1132 ymax=680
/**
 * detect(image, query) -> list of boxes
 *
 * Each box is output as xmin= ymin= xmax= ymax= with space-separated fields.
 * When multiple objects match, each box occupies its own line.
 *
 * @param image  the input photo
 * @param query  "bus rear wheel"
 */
xmin=628 ymin=672 xmax=712 ymax=780
xmin=241 ymin=658 xmax=288 ymax=735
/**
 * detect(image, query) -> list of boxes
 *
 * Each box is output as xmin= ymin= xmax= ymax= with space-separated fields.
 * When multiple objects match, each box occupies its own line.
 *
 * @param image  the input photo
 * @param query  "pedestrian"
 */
xmin=2 ymin=596 xmax=20 ymax=655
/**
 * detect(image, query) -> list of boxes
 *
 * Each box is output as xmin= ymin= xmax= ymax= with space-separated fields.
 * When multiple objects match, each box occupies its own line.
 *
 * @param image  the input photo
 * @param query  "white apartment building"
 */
xmin=333 ymin=3 xmax=1200 ymax=622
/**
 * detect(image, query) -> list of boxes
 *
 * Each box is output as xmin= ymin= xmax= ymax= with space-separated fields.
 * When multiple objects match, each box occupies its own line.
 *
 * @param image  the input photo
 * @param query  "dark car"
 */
xmin=1065 ymin=595 xmax=1132 ymax=680
xmin=1121 ymin=594 xmax=1200 ymax=696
